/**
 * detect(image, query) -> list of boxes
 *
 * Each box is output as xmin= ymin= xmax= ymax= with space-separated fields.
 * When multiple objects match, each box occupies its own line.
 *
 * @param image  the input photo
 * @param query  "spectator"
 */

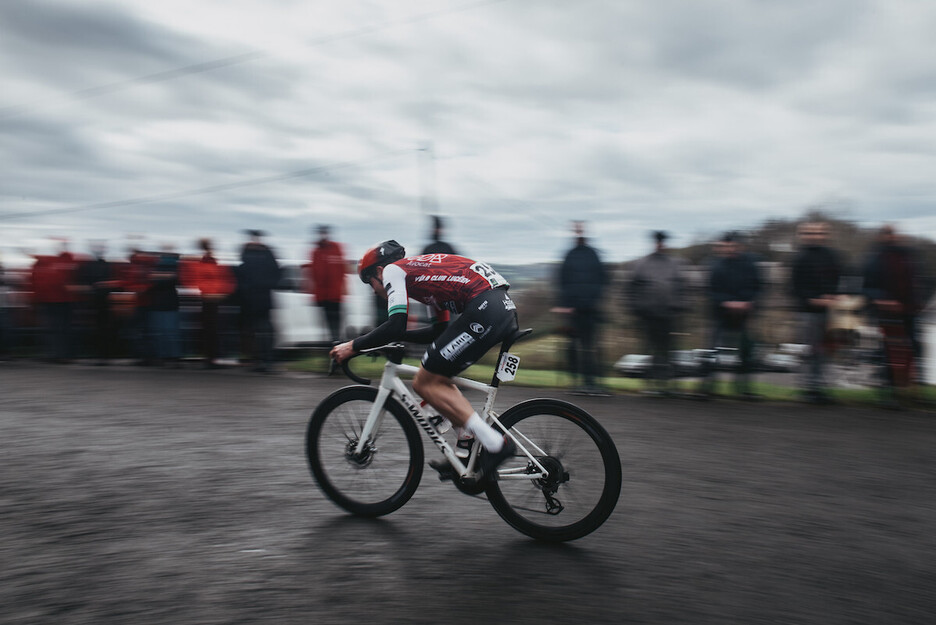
xmin=421 ymin=215 xmax=458 ymax=255
xmin=238 ymin=229 xmax=281 ymax=373
xmin=791 ymin=222 xmax=843 ymax=404
xmin=697 ymin=231 xmax=762 ymax=400
xmin=862 ymin=224 xmax=924 ymax=404
xmin=147 ymin=245 xmax=182 ymax=366
xmin=557 ymin=221 xmax=608 ymax=395
xmin=628 ymin=230 xmax=685 ymax=396
xmin=307 ymin=225 xmax=346 ymax=343
xmin=31 ymin=240 xmax=78 ymax=363
xmin=189 ymin=238 xmax=235 ymax=368
xmin=76 ymin=241 xmax=120 ymax=365
xmin=123 ymin=246 xmax=156 ymax=364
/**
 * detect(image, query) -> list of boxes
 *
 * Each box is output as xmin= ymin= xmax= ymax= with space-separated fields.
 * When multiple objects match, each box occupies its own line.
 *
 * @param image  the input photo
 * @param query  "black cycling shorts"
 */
xmin=421 ymin=288 xmax=519 ymax=377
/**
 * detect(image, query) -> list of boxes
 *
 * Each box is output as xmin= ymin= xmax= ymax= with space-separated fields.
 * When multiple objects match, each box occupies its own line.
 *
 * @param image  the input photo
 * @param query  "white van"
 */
xmin=273 ymin=265 xmax=375 ymax=348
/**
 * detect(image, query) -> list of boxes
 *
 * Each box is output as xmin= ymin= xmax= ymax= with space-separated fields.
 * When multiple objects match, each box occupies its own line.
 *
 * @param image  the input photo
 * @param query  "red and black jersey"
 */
xmin=382 ymin=254 xmax=509 ymax=321
xmin=351 ymin=254 xmax=511 ymax=353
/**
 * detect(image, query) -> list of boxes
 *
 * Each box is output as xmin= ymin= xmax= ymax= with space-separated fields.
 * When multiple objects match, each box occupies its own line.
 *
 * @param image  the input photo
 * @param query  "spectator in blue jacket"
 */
xmin=147 ymin=245 xmax=181 ymax=366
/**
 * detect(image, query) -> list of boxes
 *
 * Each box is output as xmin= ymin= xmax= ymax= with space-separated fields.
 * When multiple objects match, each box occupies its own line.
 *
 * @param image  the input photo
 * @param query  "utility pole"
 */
xmin=417 ymin=142 xmax=438 ymax=216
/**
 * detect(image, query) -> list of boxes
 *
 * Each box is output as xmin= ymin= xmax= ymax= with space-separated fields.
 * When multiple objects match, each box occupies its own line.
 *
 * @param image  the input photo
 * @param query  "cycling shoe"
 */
xmin=479 ymin=436 xmax=516 ymax=482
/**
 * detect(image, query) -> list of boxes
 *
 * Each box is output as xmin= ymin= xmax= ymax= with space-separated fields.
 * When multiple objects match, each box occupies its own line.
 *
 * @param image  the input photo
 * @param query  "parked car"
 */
xmin=613 ymin=354 xmax=652 ymax=377
xmin=689 ymin=347 xmax=739 ymax=371
xmin=671 ymin=350 xmax=703 ymax=377
xmin=757 ymin=352 xmax=800 ymax=373
xmin=613 ymin=351 xmax=703 ymax=378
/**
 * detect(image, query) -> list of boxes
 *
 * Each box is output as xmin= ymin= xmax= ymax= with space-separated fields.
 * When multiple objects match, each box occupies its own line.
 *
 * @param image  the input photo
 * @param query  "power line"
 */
xmin=0 ymin=148 xmax=411 ymax=221
xmin=0 ymin=0 xmax=515 ymax=121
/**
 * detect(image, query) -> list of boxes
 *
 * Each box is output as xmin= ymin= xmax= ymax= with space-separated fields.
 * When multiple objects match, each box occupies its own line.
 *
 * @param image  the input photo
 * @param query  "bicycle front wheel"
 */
xmin=306 ymin=386 xmax=424 ymax=517
xmin=486 ymin=399 xmax=622 ymax=542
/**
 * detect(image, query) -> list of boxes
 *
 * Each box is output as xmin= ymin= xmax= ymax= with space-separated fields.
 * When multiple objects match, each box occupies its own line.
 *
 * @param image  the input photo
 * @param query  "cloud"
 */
xmin=2 ymin=0 xmax=936 ymax=268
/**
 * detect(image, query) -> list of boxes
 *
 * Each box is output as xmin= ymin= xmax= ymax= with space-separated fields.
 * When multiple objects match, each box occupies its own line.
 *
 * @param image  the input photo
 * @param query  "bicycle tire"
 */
xmin=485 ymin=399 xmax=621 ymax=542
xmin=306 ymin=385 xmax=424 ymax=517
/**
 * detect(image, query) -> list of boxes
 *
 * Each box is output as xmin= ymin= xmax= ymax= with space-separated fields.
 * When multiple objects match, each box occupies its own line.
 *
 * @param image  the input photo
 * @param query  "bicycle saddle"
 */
xmin=501 ymin=328 xmax=533 ymax=353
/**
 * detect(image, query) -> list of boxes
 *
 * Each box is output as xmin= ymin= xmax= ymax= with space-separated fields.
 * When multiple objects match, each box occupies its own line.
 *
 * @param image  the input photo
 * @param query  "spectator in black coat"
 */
xmin=557 ymin=221 xmax=608 ymax=395
xmin=697 ymin=231 xmax=762 ymax=399
xmin=791 ymin=222 xmax=843 ymax=404
xmin=76 ymin=242 xmax=120 ymax=364
xmin=238 ymin=230 xmax=281 ymax=372
xmin=421 ymin=215 xmax=458 ymax=256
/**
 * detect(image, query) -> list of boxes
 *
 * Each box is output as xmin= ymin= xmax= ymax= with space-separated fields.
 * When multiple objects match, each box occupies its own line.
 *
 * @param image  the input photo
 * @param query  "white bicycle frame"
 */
xmin=352 ymin=352 xmax=550 ymax=481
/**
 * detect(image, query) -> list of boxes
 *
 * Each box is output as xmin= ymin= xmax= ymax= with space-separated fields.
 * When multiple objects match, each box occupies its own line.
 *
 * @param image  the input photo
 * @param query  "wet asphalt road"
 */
xmin=2 ymin=361 xmax=935 ymax=625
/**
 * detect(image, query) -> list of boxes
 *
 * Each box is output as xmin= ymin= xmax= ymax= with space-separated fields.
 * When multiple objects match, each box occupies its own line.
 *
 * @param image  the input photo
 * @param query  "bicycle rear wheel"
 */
xmin=306 ymin=386 xmax=424 ymax=517
xmin=486 ymin=399 xmax=621 ymax=542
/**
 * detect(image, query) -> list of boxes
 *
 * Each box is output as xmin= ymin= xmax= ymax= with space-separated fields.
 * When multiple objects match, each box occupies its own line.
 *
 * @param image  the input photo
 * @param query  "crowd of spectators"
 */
xmin=0 ymin=230 xmax=281 ymax=371
xmin=614 ymin=221 xmax=928 ymax=405
xmin=0 ymin=218 xmax=929 ymax=407
xmin=546 ymin=219 xmax=928 ymax=406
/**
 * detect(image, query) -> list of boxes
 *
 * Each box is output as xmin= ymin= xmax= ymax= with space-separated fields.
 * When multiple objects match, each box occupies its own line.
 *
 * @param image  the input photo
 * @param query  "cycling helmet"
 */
xmin=358 ymin=240 xmax=405 ymax=283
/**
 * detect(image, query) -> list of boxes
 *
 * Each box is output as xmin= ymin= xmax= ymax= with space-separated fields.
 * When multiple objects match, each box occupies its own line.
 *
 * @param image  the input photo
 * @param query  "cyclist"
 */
xmin=330 ymin=241 xmax=518 ymax=479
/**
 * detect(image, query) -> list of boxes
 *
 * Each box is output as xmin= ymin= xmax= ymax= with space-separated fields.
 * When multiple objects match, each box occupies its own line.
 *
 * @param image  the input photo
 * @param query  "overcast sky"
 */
xmin=2 ymin=0 xmax=935 ymax=268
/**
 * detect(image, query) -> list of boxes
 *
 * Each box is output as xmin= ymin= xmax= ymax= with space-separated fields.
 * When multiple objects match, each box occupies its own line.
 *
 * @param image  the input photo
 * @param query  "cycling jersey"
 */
xmin=382 ymin=254 xmax=508 ymax=321
xmin=351 ymin=254 xmax=512 ymax=358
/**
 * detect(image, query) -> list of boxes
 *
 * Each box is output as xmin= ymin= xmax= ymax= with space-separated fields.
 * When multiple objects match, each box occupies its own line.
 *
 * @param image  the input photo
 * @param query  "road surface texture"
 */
xmin=2 ymin=361 xmax=935 ymax=624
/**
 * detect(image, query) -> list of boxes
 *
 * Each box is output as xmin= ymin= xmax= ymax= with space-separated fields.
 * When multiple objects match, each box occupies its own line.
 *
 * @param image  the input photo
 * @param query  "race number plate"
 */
xmin=497 ymin=352 xmax=520 ymax=381
xmin=470 ymin=261 xmax=508 ymax=289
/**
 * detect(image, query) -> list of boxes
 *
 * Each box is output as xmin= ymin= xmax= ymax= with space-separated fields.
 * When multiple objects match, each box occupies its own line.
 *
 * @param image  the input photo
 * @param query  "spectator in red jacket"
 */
xmin=189 ymin=238 xmax=235 ymax=368
xmin=31 ymin=241 xmax=78 ymax=362
xmin=307 ymin=225 xmax=346 ymax=342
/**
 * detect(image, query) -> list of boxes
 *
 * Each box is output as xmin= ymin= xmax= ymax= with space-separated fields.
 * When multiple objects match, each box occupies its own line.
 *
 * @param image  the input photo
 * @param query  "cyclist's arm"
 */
xmin=352 ymin=311 xmax=449 ymax=351
xmin=352 ymin=312 xmax=407 ymax=351
xmin=403 ymin=319 xmax=448 ymax=344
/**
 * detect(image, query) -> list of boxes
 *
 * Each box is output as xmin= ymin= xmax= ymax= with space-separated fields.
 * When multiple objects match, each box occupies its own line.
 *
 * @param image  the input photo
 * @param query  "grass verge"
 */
xmin=285 ymin=352 xmax=935 ymax=409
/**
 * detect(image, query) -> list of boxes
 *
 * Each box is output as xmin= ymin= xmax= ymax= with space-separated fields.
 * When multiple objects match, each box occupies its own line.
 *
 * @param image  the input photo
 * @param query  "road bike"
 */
xmin=305 ymin=328 xmax=622 ymax=542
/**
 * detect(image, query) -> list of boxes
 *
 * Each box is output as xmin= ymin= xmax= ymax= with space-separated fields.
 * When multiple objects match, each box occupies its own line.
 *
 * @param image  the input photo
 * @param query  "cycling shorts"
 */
xmin=421 ymin=288 xmax=519 ymax=377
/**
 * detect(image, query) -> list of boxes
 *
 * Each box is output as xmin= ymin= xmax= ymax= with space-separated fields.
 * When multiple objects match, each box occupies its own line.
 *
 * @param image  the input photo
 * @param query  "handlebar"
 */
xmin=329 ymin=343 xmax=407 ymax=386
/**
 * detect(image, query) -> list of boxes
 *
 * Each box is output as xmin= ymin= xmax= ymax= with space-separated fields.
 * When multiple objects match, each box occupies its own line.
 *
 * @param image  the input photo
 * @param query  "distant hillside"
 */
xmin=672 ymin=210 xmax=936 ymax=276
xmin=498 ymin=263 xmax=557 ymax=287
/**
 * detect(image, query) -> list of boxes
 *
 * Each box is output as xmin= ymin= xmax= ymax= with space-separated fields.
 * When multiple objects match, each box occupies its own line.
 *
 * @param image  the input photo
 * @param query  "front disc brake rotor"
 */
xmin=345 ymin=439 xmax=376 ymax=468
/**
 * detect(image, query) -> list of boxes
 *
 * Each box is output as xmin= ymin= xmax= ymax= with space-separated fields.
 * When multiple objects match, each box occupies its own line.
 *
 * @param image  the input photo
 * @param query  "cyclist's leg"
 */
xmin=412 ymin=368 xmax=474 ymax=428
